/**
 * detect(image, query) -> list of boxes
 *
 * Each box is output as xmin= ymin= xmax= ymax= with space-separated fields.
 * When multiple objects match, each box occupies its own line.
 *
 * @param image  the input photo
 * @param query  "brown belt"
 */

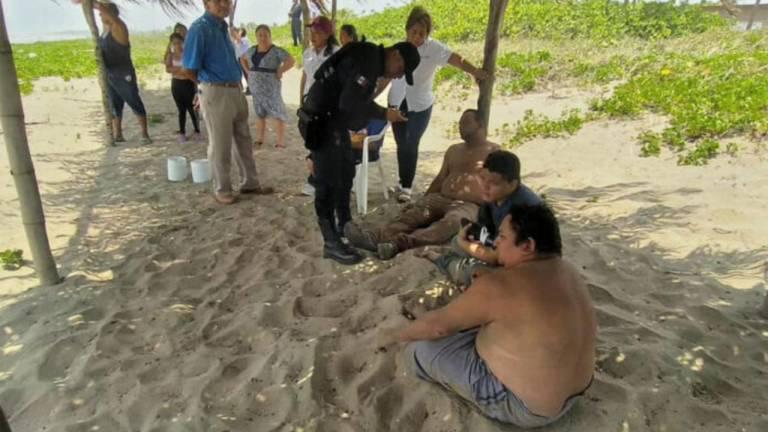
xmin=202 ymin=82 xmax=241 ymax=88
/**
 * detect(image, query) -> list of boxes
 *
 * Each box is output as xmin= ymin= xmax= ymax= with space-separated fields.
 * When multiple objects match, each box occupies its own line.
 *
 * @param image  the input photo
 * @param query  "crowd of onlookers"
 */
xmin=88 ymin=2 xmax=597 ymax=428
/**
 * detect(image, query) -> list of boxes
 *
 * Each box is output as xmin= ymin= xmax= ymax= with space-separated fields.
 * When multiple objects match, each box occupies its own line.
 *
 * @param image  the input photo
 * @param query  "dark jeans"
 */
xmin=171 ymin=78 xmax=200 ymax=134
xmin=291 ymin=18 xmax=303 ymax=46
xmin=393 ymin=104 xmax=433 ymax=189
xmin=312 ymin=125 xmax=355 ymax=231
xmin=107 ymin=71 xmax=147 ymax=118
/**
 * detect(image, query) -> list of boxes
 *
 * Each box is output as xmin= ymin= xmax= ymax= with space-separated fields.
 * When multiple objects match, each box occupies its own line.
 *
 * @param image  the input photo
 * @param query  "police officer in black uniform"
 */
xmin=300 ymin=40 xmax=420 ymax=265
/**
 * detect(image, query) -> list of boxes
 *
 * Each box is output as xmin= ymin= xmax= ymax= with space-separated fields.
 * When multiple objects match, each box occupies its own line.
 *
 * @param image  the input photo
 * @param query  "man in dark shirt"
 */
xmin=422 ymin=150 xmax=542 ymax=286
xmin=300 ymin=40 xmax=420 ymax=265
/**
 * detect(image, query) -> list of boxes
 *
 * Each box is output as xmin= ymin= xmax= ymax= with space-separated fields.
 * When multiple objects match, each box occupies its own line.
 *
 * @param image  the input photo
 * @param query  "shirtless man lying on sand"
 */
xmin=345 ymin=109 xmax=499 ymax=259
xmin=383 ymin=204 xmax=596 ymax=428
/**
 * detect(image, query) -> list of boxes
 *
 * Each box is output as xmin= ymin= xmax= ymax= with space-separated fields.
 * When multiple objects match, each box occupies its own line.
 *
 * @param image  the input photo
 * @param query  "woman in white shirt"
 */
xmin=388 ymin=6 xmax=487 ymax=202
xmin=301 ymin=16 xmax=340 ymax=196
xmin=300 ymin=16 xmax=340 ymax=102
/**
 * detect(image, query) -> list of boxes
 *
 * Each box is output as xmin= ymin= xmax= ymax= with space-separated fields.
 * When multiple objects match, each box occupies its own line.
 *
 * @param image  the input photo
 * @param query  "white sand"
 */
xmin=1 ymin=69 xmax=767 ymax=432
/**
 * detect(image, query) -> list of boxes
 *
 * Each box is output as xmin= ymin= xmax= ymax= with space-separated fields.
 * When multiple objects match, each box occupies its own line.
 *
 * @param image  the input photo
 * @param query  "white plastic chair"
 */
xmin=354 ymin=123 xmax=390 ymax=215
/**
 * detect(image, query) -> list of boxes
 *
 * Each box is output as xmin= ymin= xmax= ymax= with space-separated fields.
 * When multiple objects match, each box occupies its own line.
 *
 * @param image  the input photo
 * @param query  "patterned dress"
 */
xmin=244 ymin=45 xmax=290 ymax=121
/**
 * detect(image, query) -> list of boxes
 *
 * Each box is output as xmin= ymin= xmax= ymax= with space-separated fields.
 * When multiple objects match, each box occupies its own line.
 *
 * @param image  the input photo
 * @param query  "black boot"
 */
xmin=319 ymin=219 xmax=363 ymax=265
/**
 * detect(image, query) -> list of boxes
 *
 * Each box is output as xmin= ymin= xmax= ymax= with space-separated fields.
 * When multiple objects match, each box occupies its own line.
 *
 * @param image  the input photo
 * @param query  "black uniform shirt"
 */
xmin=305 ymin=42 xmax=388 ymax=131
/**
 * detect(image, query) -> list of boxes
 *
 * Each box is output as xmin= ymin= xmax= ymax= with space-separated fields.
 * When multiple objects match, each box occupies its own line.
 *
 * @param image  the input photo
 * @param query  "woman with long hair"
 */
xmin=165 ymin=31 xmax=201 ymax=143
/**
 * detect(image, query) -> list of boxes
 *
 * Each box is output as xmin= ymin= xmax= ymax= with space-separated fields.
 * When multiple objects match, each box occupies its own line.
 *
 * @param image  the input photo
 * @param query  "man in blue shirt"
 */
xmin=421 ymin=150 xmax=543 ymax=287
xmin=182 ymin=0 xmax=273 ymax=204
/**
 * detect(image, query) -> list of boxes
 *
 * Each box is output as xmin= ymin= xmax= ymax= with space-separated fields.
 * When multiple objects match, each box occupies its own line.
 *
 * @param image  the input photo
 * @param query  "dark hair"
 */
xmin=105 ymin=3 xmax=120 ymax=17
xmin=484 ymin=150 xmax=521 ymax=183
xmin=169 ymin=32 xmax=184 ymax=43
xmin=324 ymin=34 xmax=339 ymax=56
xmin=173 ymin=23 xmax=187 ymax=34
xmin=506 ymin=204 xmax=562 ymax=257
xmin=240 ymin=28 xmax=248 ymax=37
xmin=340 ymin=24 xmax=359 ymax=42
xmin=406 ymin=6 xmax=432 ymax=34
xmin=463 ymin=108 xmax=484 ymax=127
xmin=255 ymin=24 xmax=270 ymax=35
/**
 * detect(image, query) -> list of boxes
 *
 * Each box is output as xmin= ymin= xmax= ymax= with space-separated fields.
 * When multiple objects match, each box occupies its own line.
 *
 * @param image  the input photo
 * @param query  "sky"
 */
xmin=5 ymin=0 xmax=408 ymax=43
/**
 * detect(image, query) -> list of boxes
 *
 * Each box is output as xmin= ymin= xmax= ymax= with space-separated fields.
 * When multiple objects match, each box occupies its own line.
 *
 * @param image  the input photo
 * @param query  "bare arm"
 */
xmin=398 ymin=275 xmax=499 ymax=342
xmin=425 ymin=147 xmax=452 ymax=194
xmin=456 ymin=224 xmax=499 ymax=264
xmin=447 ymin=53 xmax=488 ymax=81
xmin=277 ymin=54 xmax=296 ymax=80
xmin=299 ymin=72 xmax=306 ymax=105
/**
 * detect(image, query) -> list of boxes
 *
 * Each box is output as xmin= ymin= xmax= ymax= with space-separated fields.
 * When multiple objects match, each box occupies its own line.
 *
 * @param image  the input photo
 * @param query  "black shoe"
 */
xmin=323 ymin=240 xmax=363 ymax=265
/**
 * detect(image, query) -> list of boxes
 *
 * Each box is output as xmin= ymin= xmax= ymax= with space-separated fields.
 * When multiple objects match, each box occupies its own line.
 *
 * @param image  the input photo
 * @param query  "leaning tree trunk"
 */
xmin=477 ymin=0 xmax=510 ymax=129
xmin=747 ymin=0 xmax=761 ymax=30
xmin=332 ymin=0 xmax=338 ymax=24
xmin=0 ymin=0 xmax=60 ymax=286
xmin=229 ymin=0 xmax=238 ymax=26
xmin=81 ymin=0 xmax=114 ymax=146
xmin=301 ymin=0 xmax=311 ymax=49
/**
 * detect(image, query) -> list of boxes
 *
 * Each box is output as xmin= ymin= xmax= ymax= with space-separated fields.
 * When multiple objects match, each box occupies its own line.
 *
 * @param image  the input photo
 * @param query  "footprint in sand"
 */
xmin=38 ymin=334 xmax=88 ymax=381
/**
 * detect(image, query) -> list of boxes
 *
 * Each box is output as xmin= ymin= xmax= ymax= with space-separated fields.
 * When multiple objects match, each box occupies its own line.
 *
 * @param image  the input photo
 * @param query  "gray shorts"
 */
xmin=433 ymin=236 xmax=494 ymax=288
xmin=403 ymin=329 xmax=584 ymax=428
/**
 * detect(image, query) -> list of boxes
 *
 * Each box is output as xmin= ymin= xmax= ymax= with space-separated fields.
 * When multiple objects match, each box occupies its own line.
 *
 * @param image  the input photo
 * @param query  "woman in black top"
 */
xmin=95 ymin=2 xmax=151 ymax=144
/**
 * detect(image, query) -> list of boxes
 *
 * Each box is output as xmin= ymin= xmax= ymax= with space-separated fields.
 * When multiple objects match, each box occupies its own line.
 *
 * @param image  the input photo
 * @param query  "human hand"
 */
xmin=386 ymin=108 xmax=407 ymax=123
xmin=474 ymin=68 xmax=489 ymax=82
xmin=276 ymin=70 xmax=284 ymax=81
xmin=193 ymin=94 xmax=200 ymax=111
xmin=457 ymin=224 xmax=472 ymax=251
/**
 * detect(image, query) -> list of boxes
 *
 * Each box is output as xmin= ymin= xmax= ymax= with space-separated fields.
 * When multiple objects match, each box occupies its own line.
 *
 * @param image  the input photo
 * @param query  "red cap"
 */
xmin=306 ymin=16 xmax=334 ymax=35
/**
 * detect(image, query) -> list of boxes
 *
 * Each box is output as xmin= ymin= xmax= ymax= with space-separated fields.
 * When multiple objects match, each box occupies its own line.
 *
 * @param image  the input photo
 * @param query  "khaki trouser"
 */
xmin=374 ymin=193 xmax=479 ymax=251
xmin=199 ymin=84 xmax=260 ymax=194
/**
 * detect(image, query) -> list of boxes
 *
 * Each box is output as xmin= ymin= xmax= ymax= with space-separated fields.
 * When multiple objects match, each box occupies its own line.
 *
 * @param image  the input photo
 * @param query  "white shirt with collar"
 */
xmin=302 ymin=44 xmax=340 ymax=95
xmin=388 ymin=38 xmax=452 ymax=112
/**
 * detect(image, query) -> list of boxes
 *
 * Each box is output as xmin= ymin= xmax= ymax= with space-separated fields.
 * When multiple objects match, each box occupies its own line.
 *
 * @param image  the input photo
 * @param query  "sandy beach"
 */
xmin=1 ymin=67 xmax=767 ymax=432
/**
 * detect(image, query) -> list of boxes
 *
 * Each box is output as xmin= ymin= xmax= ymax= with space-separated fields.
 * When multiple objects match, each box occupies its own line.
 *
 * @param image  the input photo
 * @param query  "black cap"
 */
xmin=392 ymin=42 xmax=420 ymax=85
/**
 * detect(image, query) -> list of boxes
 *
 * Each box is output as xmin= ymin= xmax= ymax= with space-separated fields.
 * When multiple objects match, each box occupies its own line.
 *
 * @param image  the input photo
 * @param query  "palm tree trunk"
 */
xmin=332 ymin=0 xmax=338 ymax=24
xmin=0 ymin=0 xmax=60 ymax=286
xmin=229 ymin=0 xmax=238 ymax=25
xmin=81 ymin=0 xmax=114 ymax=146
xmin=747 ymin=0 xmax=761 ymax=30
xmin=477 ymin=0 xmax=510 ymax=128
xmin=301 ymin=0 xmax=311 ymax=50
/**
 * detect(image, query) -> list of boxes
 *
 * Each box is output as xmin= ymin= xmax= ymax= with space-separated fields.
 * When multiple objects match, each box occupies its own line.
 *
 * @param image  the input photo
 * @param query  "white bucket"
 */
xmin=167 ymin=156 xmax=189 ymax=182
xmin=190 ymin=158 xmax=211 ymax=183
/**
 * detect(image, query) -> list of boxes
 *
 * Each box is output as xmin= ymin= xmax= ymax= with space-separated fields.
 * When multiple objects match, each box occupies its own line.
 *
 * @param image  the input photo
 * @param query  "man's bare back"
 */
xmin=476 ymin=258 xmax=596 ymax=416
xmin=435 ymin=140 xmax=499 ymax=204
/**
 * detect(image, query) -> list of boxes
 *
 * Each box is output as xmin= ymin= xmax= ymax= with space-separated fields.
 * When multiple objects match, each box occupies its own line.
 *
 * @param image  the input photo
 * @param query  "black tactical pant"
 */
xmin=312 ymin=122 xmax=356 ymax=233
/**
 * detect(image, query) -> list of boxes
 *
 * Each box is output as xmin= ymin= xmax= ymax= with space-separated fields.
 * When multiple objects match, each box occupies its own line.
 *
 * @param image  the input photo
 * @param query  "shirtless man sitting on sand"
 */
xmin=384 ymin=204 xmax=596 ymax=428
xmin=344 ymin=109 xmax=499 ymax=260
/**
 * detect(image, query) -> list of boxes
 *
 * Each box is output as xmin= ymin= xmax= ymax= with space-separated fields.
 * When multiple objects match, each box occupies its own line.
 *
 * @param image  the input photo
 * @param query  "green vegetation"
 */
xmin=13 ymin=34 xmax=166 ymax=94
xmin=498 ymin=109 xmax=590 ymax=147
xmin=0 ymin=249 xmax=23 ymax=270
